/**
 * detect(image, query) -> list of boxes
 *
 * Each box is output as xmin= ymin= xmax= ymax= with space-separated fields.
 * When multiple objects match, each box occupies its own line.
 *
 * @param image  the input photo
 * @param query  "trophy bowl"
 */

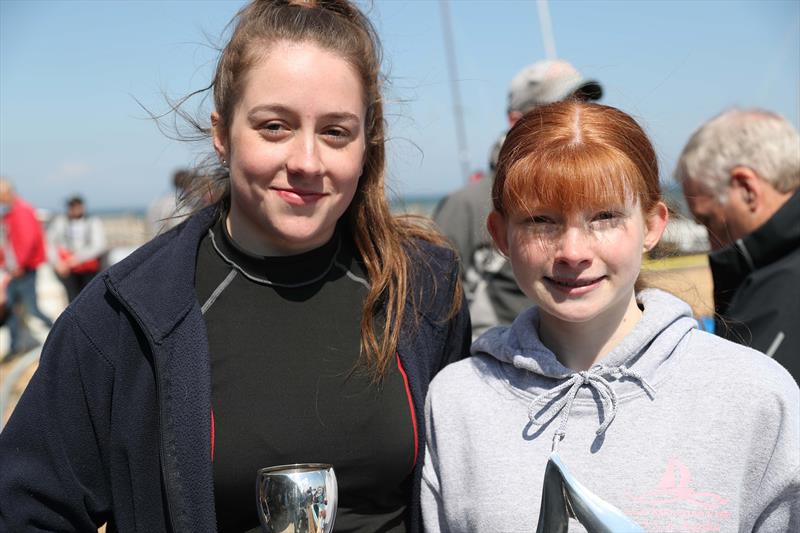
xmin=256 ymin=463 xmax=338 ymax=533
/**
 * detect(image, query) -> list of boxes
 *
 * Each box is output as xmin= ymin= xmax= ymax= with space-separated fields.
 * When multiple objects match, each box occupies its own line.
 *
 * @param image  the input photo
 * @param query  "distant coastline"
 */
xmin=87 ymin=194 xmax=443 ymax=218
xmin=75 ymin=179 xmax=690 ymax=220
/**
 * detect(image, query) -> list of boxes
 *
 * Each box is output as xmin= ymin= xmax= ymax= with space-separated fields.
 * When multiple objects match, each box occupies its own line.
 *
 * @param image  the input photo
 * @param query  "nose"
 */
xmin=285 ymin=133 xmax=324 ymax=178
xmin=554 ymin=226 xmax=593 ymax=267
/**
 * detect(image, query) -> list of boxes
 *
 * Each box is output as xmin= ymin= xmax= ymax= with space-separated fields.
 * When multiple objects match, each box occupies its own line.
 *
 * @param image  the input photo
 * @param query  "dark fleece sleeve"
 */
xmin=441 ymin=280 xmax=471 ymax=368
xmin=411 ymin=239 xmax=472 ymax=370
xmin=0 ymin=309 xmax=113 ymax=530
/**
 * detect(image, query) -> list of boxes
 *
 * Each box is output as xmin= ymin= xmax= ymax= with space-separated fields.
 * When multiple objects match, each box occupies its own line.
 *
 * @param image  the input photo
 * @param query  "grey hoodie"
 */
xmin=422 ymin=289 xmax=799 ymax=532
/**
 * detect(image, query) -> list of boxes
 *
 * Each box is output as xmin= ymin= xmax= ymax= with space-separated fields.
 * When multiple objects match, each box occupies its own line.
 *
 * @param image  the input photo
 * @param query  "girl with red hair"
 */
xmin=421 ymin=101 xmax=799 ymax=532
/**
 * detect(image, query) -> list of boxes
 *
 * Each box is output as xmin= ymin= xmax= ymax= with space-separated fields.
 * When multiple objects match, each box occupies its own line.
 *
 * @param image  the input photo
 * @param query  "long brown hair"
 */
xmin=185 ymin=0 xmax=460 ymax=379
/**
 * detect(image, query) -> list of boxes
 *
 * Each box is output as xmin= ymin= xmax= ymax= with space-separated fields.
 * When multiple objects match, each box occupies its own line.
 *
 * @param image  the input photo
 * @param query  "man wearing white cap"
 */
xmin=433 ymin=59 xmax=602 ymax=339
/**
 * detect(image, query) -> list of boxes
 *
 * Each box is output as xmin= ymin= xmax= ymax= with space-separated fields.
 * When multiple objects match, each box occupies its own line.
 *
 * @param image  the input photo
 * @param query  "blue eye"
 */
xmin=589 ymin=211 xmax=625 ymax=229
xmin=521 ymin=215 xmax=560 ymax=235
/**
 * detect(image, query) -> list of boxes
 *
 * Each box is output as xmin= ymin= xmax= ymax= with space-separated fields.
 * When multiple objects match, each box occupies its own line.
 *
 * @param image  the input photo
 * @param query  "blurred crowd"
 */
xmin=0 ymin=169 xmax=216 ymax=360
xmin=0 ymin=1 xmax=796 ymax=530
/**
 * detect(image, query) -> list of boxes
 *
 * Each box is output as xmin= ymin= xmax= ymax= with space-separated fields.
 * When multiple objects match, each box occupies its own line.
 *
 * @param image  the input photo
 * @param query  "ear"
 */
xmin=507 ymin=110 xmax=523 ymax=128
xmin=487 ymin=210 xmax=510 ymax=257
xmin=211 ymin=112 xmax=227 ymax=163
xmin=643 ymin=201 xmax=669 ymax=252
xmin=729 ymin=166 xmax=762 ymax=213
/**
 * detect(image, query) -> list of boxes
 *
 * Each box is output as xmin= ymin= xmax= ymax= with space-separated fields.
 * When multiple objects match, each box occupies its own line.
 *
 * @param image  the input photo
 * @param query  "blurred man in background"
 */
xmin=676 ymin=109 xmax=800 ymax=382
xmin=0 ymin=178 xmax=53 ymax=357
xmin=146 ymin=168 xmax=194 ymax=237
xmin=433 ymin=59 xmax=602 ymax=339
xmin=47 ymin=195 xmax=107 ymax=302
xmin=147 ymin=168 xmax=217 ymax=238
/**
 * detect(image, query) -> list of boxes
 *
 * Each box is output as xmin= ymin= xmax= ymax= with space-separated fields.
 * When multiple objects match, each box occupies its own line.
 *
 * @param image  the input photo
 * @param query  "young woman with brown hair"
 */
xmin=0 ymin=1 xmax=469 ymax=531
xmin=421 ymin=101 xmax=799 ymax=532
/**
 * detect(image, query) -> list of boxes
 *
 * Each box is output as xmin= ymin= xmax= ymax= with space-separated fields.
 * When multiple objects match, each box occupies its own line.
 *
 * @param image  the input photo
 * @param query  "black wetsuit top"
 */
xmin=195 ymin=216 xmax=415 ymax=532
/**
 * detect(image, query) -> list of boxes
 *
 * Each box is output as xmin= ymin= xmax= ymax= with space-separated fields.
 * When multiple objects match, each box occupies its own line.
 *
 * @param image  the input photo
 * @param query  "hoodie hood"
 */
xmin=471 ymin=289 xmax=698 ymax=448
xmin=473 ymin=288 xmax=696 ymax=381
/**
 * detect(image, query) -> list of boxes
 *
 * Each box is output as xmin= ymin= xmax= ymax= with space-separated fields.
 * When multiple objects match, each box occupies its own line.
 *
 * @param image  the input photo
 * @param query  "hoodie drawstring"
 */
xmin=527 ymin=366 xmax=655 ymax=451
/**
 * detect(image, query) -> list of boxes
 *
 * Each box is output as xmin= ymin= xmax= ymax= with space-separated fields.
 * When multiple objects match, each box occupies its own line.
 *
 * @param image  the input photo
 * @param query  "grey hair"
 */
xmin=674 ymin=109 xmax=800 ymax=202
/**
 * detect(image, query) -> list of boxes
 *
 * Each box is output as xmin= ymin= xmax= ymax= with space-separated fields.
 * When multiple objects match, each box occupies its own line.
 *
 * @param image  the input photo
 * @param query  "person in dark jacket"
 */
xmin=0 ymin=1 xmax=470 ymax=531
xmin=675 ymin=108 xmax=800 ymax=383
xmin=433 ymin=59 xmax=603 ymax=340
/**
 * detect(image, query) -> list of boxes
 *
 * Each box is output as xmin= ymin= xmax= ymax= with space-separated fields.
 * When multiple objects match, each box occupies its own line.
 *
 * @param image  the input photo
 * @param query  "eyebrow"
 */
xmin=246 ymin=104 xmax=361 ymax=123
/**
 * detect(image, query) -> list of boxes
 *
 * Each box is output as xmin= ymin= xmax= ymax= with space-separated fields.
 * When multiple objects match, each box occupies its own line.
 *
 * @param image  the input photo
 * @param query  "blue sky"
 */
xmin=1 ymin=0 xmax=798 ymax=211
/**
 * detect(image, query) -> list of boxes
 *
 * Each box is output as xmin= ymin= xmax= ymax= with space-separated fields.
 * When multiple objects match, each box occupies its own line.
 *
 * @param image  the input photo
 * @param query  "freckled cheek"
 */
xmin=601 ymin=234 xmax=644 ymax=272
xmin=508 ymin=245 xmax=550 ymax=282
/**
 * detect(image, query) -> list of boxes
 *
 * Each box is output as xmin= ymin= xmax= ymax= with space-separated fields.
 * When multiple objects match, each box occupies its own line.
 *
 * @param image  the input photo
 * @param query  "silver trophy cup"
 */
xmin=256 ymin=463 xmax=338 ymax=533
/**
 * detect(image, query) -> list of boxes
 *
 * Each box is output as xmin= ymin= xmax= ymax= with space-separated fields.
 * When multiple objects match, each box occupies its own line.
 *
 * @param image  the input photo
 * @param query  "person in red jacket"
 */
xmin=0 ymin=178 xmax=53 ymax=357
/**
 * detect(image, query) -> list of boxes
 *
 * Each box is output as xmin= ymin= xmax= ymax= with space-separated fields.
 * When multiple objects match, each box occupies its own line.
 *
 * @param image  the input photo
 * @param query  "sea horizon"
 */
xmin=76 ymin=193 xmax=445 ymax=219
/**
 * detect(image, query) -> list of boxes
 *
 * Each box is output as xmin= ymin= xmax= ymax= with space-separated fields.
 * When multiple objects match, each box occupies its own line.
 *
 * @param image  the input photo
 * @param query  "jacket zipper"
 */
xmin=106 ymin=279 xmax=179 ymax=533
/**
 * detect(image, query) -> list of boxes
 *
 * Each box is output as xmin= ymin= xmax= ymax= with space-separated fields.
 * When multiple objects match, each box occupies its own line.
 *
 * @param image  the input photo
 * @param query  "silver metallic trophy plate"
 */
xmin=536 ymin=452 xmax=644 ymax=533
xmin=257 ymin=463 xmax=338 ymax=533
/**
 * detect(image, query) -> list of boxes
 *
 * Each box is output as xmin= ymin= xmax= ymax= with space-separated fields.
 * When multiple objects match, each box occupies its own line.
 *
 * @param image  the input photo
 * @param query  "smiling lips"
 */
xmin=545 ymin=275 xmax=606 ymax=295
xmin=273 ymin=187 xmax=326 ymax=206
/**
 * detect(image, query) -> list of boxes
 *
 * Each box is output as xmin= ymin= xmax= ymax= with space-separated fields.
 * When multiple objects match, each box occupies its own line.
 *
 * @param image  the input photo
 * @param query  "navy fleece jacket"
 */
xmin=0 ymin=205 xmax=470 ymax=532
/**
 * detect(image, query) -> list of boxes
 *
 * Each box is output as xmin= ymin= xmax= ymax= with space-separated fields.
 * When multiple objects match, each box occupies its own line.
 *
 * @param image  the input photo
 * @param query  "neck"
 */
xmin=538 ymin=292 xmax=642 ymax=371
xmin=225 ymin=208 xmax=332 ymax=257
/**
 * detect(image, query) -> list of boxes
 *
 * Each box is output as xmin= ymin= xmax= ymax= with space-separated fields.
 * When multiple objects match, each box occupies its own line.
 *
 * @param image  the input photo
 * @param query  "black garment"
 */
xmin=197 ymin=220 xmax=414 ymax=532
xmin=433 ymin=175 xmax=531 ymax=340
xmin=710 ymin=190 xmax=800 ymax=383
xmin=0 ymin=205 xmax=471 ymax=532
xmin=59 ymin=270 xmax=98 ymax=302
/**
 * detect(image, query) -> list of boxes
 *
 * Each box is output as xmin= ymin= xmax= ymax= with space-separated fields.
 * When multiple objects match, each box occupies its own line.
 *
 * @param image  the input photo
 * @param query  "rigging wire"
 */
xmin=537 ymin=0 xmax=558 ymax=60
xmin=439 ymin=0 xmax=471 ymax=182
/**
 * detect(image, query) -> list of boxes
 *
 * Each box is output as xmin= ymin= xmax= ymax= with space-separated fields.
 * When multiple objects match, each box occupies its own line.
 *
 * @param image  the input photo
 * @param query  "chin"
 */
xmin=550 ymin=312 xmax=602 ymax=325
xmin=537 ymin=300 xmax=606 ymax=325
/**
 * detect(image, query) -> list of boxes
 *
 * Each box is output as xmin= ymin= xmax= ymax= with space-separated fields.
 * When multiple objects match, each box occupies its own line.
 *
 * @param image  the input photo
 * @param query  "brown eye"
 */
xmin=322 ymin=127 xmax=352 ymax=147
xmin=260 ymin=122 xmax=289 ymax=137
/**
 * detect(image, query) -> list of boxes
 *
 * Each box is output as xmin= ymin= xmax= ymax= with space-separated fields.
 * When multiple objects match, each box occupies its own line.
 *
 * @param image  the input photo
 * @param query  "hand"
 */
xmin=0 ymin=272 xmax=8 ymax=306
xmin=54 ymin=261 xmax=71 ymax=278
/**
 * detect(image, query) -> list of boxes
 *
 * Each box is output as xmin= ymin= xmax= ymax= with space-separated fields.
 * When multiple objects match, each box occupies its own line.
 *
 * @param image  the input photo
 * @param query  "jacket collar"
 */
xmin=710 ymin=190 xmax=800 ymax=294
xmin=104 ymin=205 xmax=220 ymax=343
